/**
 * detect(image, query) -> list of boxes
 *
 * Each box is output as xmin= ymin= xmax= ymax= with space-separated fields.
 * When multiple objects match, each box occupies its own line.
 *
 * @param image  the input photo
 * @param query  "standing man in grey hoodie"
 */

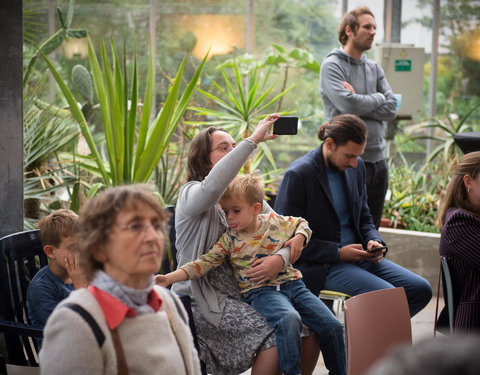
xmin=320 ymin=6 xmax=397 ymax=228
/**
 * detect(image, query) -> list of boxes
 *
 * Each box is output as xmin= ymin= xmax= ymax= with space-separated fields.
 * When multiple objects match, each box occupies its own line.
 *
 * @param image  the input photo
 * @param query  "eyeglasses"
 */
xmin=211 ymin=143 xmax=236 ymax=153
xmin=116 ymin=222 xmax=164 ymax=236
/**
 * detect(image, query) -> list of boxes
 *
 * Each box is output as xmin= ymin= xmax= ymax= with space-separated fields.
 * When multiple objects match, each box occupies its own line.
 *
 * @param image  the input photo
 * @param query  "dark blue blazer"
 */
xmin=275 ymin=143 xmax=382 ymax=296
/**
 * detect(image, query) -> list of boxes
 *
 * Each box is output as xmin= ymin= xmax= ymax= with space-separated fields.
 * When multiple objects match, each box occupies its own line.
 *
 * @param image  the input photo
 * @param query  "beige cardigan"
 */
xmin=39 ymin=286 xmax=201 ymax=375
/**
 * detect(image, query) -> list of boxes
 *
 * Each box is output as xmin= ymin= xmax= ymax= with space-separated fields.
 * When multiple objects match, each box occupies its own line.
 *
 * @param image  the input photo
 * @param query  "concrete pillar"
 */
xmin=427 ymin=0 xmax=440 ymax=156
xmin=384 ymin=0 xmax=402 ymax=43
xmin=341 ymin=0 xmax=348 ymax=16
xmin=246 ymin=0 xmax=254 ymax=53
xmin=0 ymin=0 xmax=24 ymax=237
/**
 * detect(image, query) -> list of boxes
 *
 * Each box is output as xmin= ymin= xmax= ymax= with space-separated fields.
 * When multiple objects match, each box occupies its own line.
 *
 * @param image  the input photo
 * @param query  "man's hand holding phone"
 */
xmin=338 ymin=241 xmax=387 ymax=263
xmin=365 ymin=245 xmax=387 ymax=253
xmin=365 ymin=241 xmax=387 ymax=264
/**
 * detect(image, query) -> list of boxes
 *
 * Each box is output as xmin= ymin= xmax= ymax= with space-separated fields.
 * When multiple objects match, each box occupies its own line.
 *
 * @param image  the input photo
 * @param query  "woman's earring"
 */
xmin=468 ymin=188 xmax=471 ymax=194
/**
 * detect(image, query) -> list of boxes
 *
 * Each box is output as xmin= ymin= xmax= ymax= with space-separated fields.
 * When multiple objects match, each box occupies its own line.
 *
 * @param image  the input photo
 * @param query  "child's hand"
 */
xmin=64 ymin=253 xmax=88 ymax=289
xmin=155 ymin=274 xmax=170 ymax=288
xmin=283 ymin=233 xmax=306 ymax=263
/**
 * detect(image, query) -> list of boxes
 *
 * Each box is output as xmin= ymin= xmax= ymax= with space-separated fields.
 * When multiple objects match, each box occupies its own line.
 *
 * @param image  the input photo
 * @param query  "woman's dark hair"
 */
xmin=317 ymin=114 xmax=367 ymax=146
xmin=338 ymin=6 xmax=374 ymax=46
xmin=438 ymin=151 xmax=480 ymax=228
xmin=187 ymin=127 xmax=228 ymax=182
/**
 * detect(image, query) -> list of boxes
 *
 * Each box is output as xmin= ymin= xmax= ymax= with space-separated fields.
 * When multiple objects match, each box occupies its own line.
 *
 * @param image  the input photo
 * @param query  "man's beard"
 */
xmin=352 ymin=36 xmax=372 ymax=53
xmin=325 ymin=154 xmax=343 ymax=172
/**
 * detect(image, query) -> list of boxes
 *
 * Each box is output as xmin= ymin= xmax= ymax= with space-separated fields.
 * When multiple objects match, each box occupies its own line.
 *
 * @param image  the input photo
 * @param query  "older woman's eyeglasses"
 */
xmin=117 ymin=222 xmax=164 ymax=236
xmin=211 ymin=142 xmax=236 ymax=153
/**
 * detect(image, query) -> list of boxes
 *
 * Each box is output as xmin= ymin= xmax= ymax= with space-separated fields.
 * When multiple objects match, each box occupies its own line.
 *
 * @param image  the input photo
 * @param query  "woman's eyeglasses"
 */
xmin=117 ymin=222 xmax=165 ymax=237
xmin=211 ymin=143 xmax=236 ymax=153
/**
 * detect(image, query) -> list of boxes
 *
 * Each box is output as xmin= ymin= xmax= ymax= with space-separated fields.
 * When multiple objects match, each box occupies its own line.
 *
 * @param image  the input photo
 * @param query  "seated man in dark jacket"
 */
xmin=275 ymin=114 xmax=432 ymax=317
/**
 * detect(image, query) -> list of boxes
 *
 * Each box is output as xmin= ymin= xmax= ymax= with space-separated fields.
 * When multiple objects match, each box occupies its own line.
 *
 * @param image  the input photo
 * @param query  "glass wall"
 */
xmin=25 ymin=0 xmax=338 ymax=134
xmin=21 ymin=0 xmax=480 ymax=233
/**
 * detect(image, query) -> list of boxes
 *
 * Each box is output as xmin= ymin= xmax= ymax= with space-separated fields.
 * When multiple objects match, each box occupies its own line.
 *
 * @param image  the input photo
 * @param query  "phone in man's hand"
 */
xmin=273 ymin=116 xmax=298 ymax=135
xmin=365 ymin=245 xmax=388 ymax=253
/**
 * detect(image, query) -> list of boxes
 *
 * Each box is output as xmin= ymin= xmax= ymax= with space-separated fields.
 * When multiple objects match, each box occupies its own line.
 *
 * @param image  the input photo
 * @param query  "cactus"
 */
xmin=72 ymin=64 xmax=94 ymax=103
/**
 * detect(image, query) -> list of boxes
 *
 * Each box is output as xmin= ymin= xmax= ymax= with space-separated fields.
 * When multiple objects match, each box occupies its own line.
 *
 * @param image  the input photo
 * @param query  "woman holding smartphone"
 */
xmin=171 ymin=114 xmax=321 ymax=374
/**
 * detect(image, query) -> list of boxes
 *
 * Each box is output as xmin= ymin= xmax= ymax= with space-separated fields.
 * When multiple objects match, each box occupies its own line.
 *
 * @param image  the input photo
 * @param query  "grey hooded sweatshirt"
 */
xmin=320 ymin=48 xmax=397 ymax=163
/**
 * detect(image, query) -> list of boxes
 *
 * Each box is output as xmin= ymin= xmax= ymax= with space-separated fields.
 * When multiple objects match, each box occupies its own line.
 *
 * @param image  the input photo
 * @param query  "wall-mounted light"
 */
xmin=468 ymin=27 xmax=480 ymax=61
xmin=176 ymin=14 xmax=245 ymax=59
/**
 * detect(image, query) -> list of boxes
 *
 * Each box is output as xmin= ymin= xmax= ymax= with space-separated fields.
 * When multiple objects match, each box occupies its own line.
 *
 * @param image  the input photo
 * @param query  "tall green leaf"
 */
xmin=24 ymin=0 xmax=87 ymax=85
xmin=42 ymin=37 xmax=206 ymax=199
xmin=134 ymin=42 xmax=156 ymax=171
xmin=38 ymin=47 xmax=111 ymax=186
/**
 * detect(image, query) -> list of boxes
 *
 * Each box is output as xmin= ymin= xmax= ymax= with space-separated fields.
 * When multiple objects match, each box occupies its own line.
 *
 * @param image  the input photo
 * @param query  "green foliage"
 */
xmin=262 ymin=44 xmax=320 ymax=74
xmin=388 ymin=99 xmax=480 ymax=233
xmin=413 ymin=0 xmax=480 ymax=41
xmin=261 ymin=44 xmax=320 ymax=113
xmin=189 ymin=54 xmax=293 ymax=173
xmin=23 ymin=75 xmax=81 ymax=223
xmin=384 ymin=155 xmax=449 ymax=233
xmin=155 ymin=144 xmax=187 ymax=206
xmin=24 ymin=93 xmax=78 ymax=171
xmin=413 ymin=0 xmax=480 ymax=106
xmin=254 ymin=0 xmax=338 ymax=59
xmin=23 ymin=0 xmax=45 ymax=45
xmin=40 ymin=36 xmax=207 ymax=201
xmin=23 ymin=0 xmax=337 ymax=171
xmin=25 ymin=0 xmax=479 ymax=235
xmin=405 ymin=101 xmax=480 ymax=168
xmin=72 ymin=64 xmax=94 ymax=102
xmin=393 ymin=131 xmax=425 ymax=154
xmin=24 ymin=0 xmax=87 ymax=85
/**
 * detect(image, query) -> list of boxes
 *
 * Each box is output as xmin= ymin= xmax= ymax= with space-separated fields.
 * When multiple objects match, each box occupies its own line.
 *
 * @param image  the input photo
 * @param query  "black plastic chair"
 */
xmin=441 ymin=257 xmax=455 ymax=334
xmin=434 ymin=256 xmax=456 ymax=335
xmin=0 ymin=230 xmax=46 ymax=367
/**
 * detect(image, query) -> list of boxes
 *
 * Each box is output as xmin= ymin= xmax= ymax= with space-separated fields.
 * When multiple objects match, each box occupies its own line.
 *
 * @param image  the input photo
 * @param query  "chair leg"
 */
xmin=320 ymin=297 xmax=347 ymax=324
xmin=200 ymin=360 xmax=207 ymax=375
xmin=0 ymin=353 xmax=7 ymax=375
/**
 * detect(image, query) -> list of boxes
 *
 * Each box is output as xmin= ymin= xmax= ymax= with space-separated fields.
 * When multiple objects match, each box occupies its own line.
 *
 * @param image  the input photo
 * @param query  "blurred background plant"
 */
xmin=41 ymin=37 xmax=206 ymax=205
xmin=23 ymin=75 xmax=80 ymax=227
xmin=188 ymin=54 xmax=293 ymax=174
xmin=401 ymin=101 xmax=480 ymax=170
xmin=383 ymin=154 xmax=450 ymax=233
xmin=22 ymin=0 xmax=84 ymax=228
xmin=385 ymin=101 xmax=480 ymax=233
xmin=189 ymin=45 xmax=320 ymax=176
xmin=19 ymin=0 xmax=480 ymax=233
xmin=24 ymin=0 xmax=87 ymax=86
xmin=261 ymin=44 xmax=320 ymax=113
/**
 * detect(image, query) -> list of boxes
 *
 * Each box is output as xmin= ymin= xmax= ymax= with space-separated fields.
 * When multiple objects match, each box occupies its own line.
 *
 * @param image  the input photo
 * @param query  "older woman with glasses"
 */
xmin=169 ymin=114 xmax=320 ymax=375
xmin=40 ymin=185 xmax=201 ymax=374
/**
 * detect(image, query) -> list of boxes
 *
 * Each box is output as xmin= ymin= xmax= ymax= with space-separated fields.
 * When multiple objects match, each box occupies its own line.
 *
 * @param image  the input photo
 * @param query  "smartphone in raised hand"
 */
xmin=273 ymin=116 xmax=298 ymax=135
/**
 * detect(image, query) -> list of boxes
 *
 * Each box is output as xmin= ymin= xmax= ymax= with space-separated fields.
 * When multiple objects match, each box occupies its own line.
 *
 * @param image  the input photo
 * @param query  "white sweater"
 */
xmin=39 ymin=286 xmax=201 ymax=375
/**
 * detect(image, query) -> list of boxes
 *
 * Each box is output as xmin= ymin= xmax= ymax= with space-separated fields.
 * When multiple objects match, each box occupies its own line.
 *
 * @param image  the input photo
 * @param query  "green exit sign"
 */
xmin=395 ymin=59 xmax=411 ymax=71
